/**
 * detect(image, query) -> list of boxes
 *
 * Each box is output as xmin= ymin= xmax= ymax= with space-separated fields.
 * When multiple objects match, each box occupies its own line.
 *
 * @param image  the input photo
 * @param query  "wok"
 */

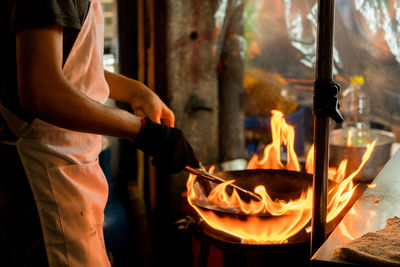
xmin=190 ymin=169 xmax=347 ymax=246
xmin=192 ymin=169 xmax=317 ymax=216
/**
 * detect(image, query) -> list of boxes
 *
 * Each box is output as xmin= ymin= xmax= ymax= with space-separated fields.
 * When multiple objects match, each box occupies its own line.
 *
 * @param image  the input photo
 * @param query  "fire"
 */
xmin=247 ymin=110 xmax=300 ymax=172
xmin=186 ymin=172 xmax=313 ymax=244
xmin=305 ymin=144 xmax=314 ymax=174
xmin=327 ymin=140 xmax=376 ymax=222
xmin=347 ymin=129 xmax=352 ymax=146
xmin=187 ymin=110 xmax=376 ymax=244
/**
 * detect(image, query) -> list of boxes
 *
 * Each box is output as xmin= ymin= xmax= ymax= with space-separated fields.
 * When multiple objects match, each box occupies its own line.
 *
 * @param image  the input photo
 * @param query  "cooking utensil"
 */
xmin=191 ymin=169 xmax=315 ymax=245
xmin=192 ymin=169 xmax=315 ymax=216
xmin=184 ymin=165 xmax=262 ymax=201
xmin=190 ymin=169 xmax=356 ymax=245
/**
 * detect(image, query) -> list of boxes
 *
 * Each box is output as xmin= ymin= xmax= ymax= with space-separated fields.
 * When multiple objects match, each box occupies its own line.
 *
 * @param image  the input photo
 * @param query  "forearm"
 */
xmin=105 ymin=70 xmax=145 ymax=103
xmin=21 ymin=73 xmax=142 ymax=139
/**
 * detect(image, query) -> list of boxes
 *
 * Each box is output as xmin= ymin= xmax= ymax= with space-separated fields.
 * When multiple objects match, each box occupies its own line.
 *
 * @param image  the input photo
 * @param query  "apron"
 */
xmin=0 ymin=0 xmax=111 ymax=266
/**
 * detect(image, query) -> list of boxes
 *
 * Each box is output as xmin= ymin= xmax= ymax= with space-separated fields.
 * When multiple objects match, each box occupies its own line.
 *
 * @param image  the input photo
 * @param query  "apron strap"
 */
xmin=0 ymin=105 xmax=29 ymax=138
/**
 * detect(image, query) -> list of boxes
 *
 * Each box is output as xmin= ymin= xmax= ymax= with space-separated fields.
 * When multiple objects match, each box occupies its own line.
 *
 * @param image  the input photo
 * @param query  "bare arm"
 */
xmin=16 ymin=25 xmax=141 ymax=139
xmin=104 ymin=70 xmax=175 ymax=127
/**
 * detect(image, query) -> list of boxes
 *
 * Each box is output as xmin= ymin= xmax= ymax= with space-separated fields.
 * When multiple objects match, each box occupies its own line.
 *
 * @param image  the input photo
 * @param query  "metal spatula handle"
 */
xmin=185 ymin=166 xmax=262 ymax=201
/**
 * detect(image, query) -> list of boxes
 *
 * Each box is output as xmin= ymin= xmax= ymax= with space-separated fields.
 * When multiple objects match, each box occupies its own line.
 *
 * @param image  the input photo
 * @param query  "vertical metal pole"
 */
xmin=311 ymin=0 xmax=336 ymax=256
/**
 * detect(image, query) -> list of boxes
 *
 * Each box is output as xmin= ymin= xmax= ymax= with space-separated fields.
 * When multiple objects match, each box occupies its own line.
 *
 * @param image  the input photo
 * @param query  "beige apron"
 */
xmin=0 ymin=0 xmax=111 ymax=266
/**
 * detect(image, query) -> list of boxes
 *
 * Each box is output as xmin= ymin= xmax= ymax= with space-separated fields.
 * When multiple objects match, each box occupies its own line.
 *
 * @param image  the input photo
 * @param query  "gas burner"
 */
xmin=194 ymin=220 xmax=311 ymax=267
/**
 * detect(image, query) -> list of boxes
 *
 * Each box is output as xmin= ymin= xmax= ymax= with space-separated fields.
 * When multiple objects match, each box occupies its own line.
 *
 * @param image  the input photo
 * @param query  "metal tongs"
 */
xmin=185 ymin=165 xmax=262 ymax=201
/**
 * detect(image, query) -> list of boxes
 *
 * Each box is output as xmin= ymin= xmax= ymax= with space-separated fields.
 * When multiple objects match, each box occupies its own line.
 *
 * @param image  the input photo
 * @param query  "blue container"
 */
xmin=245 ymin=107 xmax=305 ymax=157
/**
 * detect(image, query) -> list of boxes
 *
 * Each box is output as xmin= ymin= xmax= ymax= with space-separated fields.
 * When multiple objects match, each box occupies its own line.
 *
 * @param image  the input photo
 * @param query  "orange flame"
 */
xmin=347 ymin=129 xmax=353 ymax=147
xmin=327 ymin=140 xmax=376 ymax=222
xmin=187 ymin=110 xmax=376 ymax=244
xmin=305 ymin=144 xmax=314 ymax=174
xmin=187 ymin=172 xmax=313 ymax=244
xmin=247 ymin=110 xmax=300 ymax=171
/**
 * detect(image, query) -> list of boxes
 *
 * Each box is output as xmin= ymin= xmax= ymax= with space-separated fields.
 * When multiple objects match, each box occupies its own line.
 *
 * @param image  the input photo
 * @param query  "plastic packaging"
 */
xmin=241 ymin=0 xmax=400 ymax=129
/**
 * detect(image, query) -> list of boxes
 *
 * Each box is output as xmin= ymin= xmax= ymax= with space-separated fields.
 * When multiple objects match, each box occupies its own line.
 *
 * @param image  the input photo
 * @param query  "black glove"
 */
xmin=133 ymin=117 xmax=200 ymax=173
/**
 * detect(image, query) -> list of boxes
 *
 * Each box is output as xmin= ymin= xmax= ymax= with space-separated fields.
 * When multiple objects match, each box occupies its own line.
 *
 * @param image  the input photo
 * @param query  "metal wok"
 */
xmin=190 ymin=169 xmax=345 ymax=246
xmin=192 ymin=169 xmax=315 ymax=215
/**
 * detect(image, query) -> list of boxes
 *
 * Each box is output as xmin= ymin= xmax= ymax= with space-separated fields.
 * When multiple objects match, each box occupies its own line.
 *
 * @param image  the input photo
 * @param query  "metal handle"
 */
xmin=185 ymin=166 xmax=262 ymax=201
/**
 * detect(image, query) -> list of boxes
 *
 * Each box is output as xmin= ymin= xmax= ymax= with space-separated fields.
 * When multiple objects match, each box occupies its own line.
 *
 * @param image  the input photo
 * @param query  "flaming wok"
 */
xmin=186 ymin=111 xmax=375 ymax=245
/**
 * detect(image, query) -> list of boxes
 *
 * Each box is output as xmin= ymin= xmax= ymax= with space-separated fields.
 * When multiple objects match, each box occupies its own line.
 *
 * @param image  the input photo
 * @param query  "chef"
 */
xmin=0 ymin=0 xmax=199 ymax=266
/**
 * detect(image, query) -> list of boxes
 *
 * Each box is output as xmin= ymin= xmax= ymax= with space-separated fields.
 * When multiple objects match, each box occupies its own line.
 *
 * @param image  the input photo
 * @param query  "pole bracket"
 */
xmin=313 ymin=79 xmax=344 ymax=123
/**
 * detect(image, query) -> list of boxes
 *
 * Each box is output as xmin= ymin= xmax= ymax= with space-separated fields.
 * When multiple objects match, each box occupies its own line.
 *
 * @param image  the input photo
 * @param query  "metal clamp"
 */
xmin=313 ymin=80 xmax=344 ymax=123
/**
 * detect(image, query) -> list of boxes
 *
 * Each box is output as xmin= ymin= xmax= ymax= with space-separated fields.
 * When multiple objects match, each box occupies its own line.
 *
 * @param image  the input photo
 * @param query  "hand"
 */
xmin=133 ymin=118 xmax=199 ymax=173
xmin=105 ymin=71 xmax=175 ymax=127
xmin=129 ymin=81 xmax=175 ymax=127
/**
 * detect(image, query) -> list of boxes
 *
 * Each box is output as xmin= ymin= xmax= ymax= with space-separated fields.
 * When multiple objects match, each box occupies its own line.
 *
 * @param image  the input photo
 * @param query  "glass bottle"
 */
xmin=340 ymin=76 xmax=371 ymax=145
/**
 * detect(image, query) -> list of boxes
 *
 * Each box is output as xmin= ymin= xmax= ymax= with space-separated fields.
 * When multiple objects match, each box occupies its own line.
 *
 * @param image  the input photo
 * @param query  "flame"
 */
xmin=347 ymin=129 xmax=352 ymax=146
xmin=187 ymin=110 xmax=376 ymax=244
xmin=326 ymin=140 xmax=376 ymax=222
xmin=305 ymin=144 xmax=314 ymax=174
xmin=187 ymin=172 xmax=313 ymax=244
xmin=247 ymin=110 xmax=300 ymax=172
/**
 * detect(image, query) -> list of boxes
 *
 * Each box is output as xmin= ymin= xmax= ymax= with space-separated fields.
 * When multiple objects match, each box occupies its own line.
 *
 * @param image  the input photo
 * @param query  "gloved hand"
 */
xmin=133 ymin=117 xmax=200 ymax=173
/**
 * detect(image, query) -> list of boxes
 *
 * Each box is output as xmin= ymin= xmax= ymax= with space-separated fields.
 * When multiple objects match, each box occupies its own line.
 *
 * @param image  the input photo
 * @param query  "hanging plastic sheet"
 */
xmin=242 ymin=0 xmax=400 ymax=129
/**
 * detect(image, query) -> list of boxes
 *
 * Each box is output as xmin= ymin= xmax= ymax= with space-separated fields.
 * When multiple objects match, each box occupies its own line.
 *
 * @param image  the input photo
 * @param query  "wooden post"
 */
xmin=218 ymin=1 xmax=246 ymax=162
